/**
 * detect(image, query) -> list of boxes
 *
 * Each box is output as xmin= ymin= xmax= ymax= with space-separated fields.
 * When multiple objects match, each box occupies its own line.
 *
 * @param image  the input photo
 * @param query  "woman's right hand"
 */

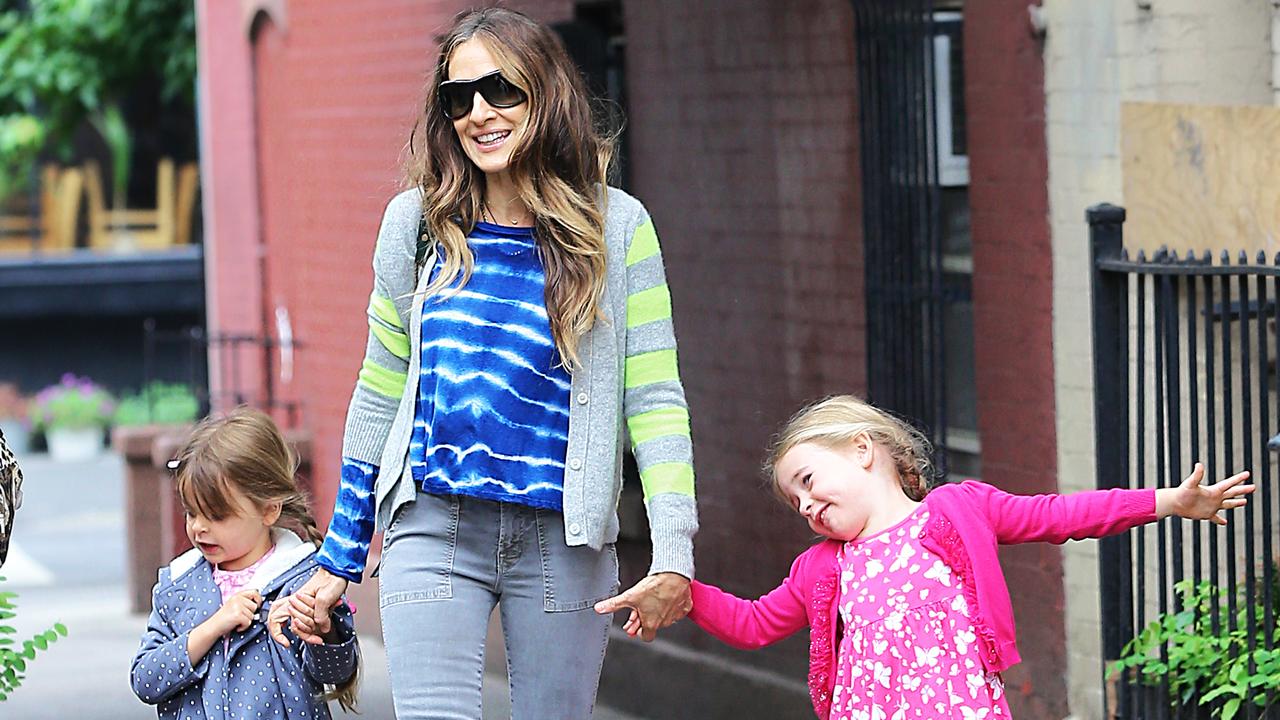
xmin=270 ymin=567 xmax=349 ymax=646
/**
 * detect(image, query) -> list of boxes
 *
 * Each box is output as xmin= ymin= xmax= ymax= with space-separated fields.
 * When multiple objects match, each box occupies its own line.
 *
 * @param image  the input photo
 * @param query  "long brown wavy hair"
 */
xmin=406 ymin=6 xmax=617 ymax=370
xmin=172 ymin=406 xmax=360 ymax=712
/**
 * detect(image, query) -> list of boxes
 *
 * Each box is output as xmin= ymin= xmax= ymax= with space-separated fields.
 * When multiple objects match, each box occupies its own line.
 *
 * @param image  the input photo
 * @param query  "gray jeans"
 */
xmin=378 ymin=491 xmax=619 ymax=719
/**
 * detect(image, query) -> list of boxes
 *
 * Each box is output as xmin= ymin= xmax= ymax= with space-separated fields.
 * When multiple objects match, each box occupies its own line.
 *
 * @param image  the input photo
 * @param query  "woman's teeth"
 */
xmin=477 ymin=130 xmax=509 ymax=144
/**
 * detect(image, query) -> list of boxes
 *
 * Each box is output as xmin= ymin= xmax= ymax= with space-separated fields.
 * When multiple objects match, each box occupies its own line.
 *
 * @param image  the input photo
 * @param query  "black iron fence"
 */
xmin=142 ymin=320 xmax=303 ymax=427
xmin=1089 ymin=204 xmax=1278 ymax=719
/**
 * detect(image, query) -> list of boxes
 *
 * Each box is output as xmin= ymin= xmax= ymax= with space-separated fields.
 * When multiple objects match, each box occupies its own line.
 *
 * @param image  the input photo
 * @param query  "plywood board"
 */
xmin=1121 ymin=102 xmax=1280 ymax=257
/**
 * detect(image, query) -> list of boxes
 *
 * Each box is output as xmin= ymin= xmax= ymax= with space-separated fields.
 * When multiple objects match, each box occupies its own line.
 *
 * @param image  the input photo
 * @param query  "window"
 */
xmin=933 ymin=10 xmax=980 ymax=478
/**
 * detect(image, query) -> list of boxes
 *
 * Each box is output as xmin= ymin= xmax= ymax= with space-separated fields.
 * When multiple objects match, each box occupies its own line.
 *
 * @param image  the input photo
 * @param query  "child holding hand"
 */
xmin=681 ymin=395 xmax=1253 ymax=719
xmin=130 ymin=407 xmax=359 ymax=719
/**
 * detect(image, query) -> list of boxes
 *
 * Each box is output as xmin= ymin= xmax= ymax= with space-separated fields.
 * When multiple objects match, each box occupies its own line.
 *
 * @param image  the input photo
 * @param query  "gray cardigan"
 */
xmin=341 ymin=186 xmax=698 ymax=578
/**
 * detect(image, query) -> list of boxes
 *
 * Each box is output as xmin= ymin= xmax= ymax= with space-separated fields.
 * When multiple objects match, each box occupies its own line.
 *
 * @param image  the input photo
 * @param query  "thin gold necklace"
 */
xmin=483 ymin=199 xmax=526 ymax=226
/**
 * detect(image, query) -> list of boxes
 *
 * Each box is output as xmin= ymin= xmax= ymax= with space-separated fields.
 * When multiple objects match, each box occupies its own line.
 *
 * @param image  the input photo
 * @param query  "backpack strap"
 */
xmin=413 ymin=213 xmax=430 ymax=272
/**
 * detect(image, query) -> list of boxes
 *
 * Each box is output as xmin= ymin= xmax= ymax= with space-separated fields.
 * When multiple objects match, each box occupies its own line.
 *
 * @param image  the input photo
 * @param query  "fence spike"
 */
xmin=1259 ymin=250 xmax=1267 ymax=264
xmin=1274 ymin=251 xmax=1280 ymax=266
xmin=1205 ymin=250 xmax=1214 ymax=264
xmin=1239 ymin=250 xmax=1249 ymax=264
xmin=1137 ymin=249 xmax=1148 ymax=263
xmin=1222 ymin=250 xmax=1232 ymax=264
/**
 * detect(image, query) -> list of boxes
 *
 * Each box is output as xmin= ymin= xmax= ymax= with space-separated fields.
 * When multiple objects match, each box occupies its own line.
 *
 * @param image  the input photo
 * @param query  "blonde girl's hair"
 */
xmin=765 ymin=395 xmax=935 ymax=502
xmin=171 ymin=406 xmax=360 ymax=712
xmin=406 ymin=6 xmax=617 ymax=370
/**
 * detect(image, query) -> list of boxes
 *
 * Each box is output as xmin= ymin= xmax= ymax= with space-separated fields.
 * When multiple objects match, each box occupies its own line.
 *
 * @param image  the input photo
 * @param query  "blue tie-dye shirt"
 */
xmin=316 ymin=222 xmax=571 ymax=582
xmin=409 ymin=222 xmax=570 ymax=509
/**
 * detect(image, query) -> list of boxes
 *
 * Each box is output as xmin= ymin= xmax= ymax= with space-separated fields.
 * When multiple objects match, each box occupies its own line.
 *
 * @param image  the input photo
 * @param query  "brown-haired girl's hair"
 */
xmin=172 ymin=406 xmax=359 ymax=711
xmin=764 ymin=395 xmax=935 ymax=502
xmin=406 ymin=6 xmax=617 ymax=370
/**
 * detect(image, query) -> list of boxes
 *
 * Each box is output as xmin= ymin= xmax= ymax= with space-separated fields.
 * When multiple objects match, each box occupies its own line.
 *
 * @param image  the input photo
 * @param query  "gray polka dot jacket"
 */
xmin=130 ymin=529 xmax=359 ymax=719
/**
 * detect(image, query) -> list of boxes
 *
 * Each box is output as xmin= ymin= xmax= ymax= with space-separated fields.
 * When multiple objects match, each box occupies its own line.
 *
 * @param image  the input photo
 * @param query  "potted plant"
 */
xmin=0 ymin=384 xmax=30 ymax=454
xmin=29 ymin=374 xmax=115 ymax=462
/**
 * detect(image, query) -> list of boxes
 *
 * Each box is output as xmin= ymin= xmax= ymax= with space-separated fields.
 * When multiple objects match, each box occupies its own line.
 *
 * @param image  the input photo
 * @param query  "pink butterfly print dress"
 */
xmin=828 ymin=506 xmax=1009 ymax=720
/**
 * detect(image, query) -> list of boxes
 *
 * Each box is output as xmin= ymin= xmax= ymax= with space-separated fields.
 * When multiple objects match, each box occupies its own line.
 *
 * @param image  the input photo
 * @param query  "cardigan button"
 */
xmin=568 ymin=523 xmax=582 ymax=536
xmin=569 ymin=458 xmax=583 ymax=470
xmin=576 ymin=392 xmax=589 ymax=405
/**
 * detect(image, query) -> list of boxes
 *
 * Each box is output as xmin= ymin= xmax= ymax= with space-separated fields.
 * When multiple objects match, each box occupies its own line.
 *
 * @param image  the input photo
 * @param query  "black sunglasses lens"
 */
xmin=439 ymin=85 xmax=470 ymax=120
xmin=479 ymin=74 xmax=525 ymax=108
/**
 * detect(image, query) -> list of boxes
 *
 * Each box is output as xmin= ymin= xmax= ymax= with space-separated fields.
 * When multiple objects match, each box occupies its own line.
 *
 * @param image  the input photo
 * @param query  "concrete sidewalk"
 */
xmin=0 ymin=451 xmax=642 ymax=719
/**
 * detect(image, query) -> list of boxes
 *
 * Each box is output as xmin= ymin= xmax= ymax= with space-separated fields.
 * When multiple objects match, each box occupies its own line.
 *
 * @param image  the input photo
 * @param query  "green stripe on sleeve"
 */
xmin=625 ymin=221 xmax=659 ymax=266
xmin=627 ymin=407 xmax=691 ymax=446
xmin=626 ymin=284 xmax=673 ymax=329
xmin=624 ymin=349 xmax=679 ymax=389
xmin=357 ymin=358 xmax=407 ymax=398
xmin=639 ymin=462 xmax=695 ymax=497
xmin=368 ymin=293 xmax=404 ymax=330
xmin=369 ymin=322 xmax=411 ymax=361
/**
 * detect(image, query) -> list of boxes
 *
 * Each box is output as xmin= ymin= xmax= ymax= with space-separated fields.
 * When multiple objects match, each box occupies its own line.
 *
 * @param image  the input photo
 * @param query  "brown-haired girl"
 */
xmin=130 ymin=407 xmax=359 ymax=719
xmin=281 ymin=6 xmax=698 ymax=718
xmin=688 ymin=395 xmax=1252 ymax=719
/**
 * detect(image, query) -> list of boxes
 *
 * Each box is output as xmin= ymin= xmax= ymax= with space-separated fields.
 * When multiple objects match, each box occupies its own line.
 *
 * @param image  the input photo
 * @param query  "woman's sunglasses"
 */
xmin=437 ymin=70 xmax=528 ymax=120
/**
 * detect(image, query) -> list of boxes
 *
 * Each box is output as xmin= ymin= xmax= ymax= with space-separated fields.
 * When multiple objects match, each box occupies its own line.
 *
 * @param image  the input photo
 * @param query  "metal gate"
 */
xmin=1089 ymin=204 xmax=1277 ymax=719
xmin=852 ymin=0 xmax=948 ymax=462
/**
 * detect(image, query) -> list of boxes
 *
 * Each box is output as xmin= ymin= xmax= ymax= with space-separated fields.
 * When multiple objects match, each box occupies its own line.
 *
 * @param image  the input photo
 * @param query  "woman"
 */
xmin=273 ymin=7 xmax=698 ymax=718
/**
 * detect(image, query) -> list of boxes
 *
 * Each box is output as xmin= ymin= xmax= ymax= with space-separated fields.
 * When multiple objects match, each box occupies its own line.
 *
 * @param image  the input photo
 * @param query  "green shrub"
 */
xmin=113 ymin=382 xmax=199 ymax=427
xmin=0 ymin=579 xmax=66 ymax=701
xmin=1110 ymin=576 xmax=1280 ymax=720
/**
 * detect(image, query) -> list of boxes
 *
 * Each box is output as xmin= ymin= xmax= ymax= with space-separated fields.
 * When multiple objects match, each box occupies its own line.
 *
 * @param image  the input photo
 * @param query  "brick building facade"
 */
xmin=196 ymin=1 xmax=1065 ymax=716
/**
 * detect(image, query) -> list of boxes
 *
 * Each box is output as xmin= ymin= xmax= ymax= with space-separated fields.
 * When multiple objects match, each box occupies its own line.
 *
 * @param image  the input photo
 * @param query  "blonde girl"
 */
xmin=130 ymin=407 xmax=359 ymax=719
xmin=686 ymin=395 xmax=1253 ymax=719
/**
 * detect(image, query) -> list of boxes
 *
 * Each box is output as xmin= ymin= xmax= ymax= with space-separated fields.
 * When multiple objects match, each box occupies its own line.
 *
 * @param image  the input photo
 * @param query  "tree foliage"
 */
xmin=0 ymin=0 xmax=197 ymax=202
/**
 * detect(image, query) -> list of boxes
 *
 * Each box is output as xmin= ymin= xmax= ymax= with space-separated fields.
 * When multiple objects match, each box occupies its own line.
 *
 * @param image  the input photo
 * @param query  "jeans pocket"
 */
xmin=378 ymin=492 xmax=460 ymax=608
xmin=536 ymin=512 xmax=620 ymax=613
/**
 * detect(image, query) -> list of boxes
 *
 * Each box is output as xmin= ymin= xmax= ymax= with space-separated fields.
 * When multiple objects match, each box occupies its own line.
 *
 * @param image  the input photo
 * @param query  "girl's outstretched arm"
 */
xmin=1155 ymin=463 xmax=1254 ymax=525
xmin=687 ymin=555 xmax=810 ymax=650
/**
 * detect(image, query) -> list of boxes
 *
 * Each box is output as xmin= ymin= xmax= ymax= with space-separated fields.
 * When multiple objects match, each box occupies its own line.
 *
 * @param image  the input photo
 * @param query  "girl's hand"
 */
xmin=186 ymin=589 xmax=263 ymax=664
xmin=1157 ymin=463 xmax=1254 ymax=524
xmin=209 ymin=589 xmax=263 ymax=635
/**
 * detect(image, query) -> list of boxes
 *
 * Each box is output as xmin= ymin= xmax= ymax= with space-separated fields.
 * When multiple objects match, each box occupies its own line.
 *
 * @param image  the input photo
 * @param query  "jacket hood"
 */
xmin=167 ymin=528 xmax=317 ymax=593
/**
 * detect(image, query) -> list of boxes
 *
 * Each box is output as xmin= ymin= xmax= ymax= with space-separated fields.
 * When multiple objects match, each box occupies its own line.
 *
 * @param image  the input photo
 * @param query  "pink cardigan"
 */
xmin=689 ymin=481 xmax=1157 ymax=718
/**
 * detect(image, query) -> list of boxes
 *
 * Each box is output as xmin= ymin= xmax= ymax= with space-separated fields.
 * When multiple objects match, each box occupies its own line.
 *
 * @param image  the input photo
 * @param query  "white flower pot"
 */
xmin=47 ymin=426 xmax=104 ymax=462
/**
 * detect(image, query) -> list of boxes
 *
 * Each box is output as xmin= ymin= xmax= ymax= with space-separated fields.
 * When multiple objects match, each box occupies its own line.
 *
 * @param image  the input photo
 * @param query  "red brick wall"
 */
xmin=623 ymin=0 xmax=865 ymax=677
xmin=964 ymin=1 xmax=1064 ymax=716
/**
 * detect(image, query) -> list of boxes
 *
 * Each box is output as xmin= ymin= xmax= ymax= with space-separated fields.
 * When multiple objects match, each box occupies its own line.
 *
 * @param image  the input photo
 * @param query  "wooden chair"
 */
xmin=85 ymin=158 xmax=177 ymax=251
xmin=174 ymin=162 xmax=200 ymax=247
xmin=0 ymin=165 xmax=82 ymax=254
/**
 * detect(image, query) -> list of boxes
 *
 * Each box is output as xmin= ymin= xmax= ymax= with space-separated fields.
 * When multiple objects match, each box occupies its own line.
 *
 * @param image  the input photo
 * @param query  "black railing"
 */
xmin=142 ymin=320 xmax=303 ymax=427
xmin=1090 ymin=204 xmax=1277 ymax=719
xmin=852 ymin=0 xmax=947 ymax=469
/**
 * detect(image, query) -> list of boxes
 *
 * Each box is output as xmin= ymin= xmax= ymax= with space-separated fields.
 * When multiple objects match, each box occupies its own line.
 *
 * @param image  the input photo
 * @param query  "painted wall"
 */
xmin=1042 ymin=0 xmax=1273 ymax=717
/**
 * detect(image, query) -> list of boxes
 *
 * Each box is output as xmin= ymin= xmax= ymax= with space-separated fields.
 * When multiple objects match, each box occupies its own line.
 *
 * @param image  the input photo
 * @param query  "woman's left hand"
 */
xmin=594 ymin=572 xmax=691 ymax=642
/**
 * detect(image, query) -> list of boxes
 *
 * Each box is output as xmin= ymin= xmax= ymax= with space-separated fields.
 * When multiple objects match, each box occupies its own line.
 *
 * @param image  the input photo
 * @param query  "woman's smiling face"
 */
xmin=447 ymin=38 xmax=529 ymax=178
